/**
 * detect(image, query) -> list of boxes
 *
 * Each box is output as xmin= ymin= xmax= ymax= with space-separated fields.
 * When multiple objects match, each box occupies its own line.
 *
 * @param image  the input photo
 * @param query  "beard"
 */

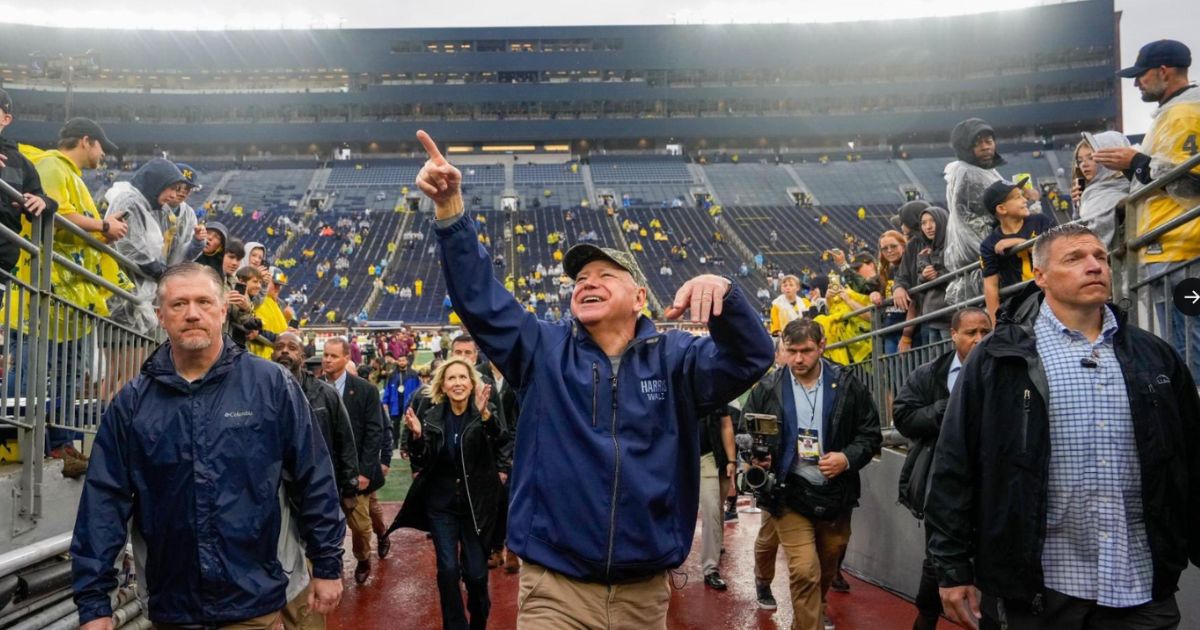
xmin=176 ymin=332 xmax=213 ymax=351
xmin=1140 ymin=87 xmax=1164 ymax=103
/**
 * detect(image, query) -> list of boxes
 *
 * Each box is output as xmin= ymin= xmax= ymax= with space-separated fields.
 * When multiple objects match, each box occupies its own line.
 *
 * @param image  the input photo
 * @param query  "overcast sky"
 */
xmin=1 ymin=0 xmax=1196 ymax=134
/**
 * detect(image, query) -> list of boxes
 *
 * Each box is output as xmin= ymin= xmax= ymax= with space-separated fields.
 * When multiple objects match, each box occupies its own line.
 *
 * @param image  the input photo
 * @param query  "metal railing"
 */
xmin=820 ymin=151 xmax=1200 ymax=436
xmin=0 ymin=177 xmax=160 ymax=533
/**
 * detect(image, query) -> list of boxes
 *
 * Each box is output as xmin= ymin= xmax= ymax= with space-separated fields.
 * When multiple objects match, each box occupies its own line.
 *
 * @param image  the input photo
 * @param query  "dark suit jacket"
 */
xmin=332 ymin=371 xmax=387 ymax=495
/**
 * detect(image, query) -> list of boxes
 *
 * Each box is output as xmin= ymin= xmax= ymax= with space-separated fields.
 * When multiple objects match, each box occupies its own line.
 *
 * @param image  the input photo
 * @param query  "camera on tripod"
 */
xmin=739 ymin=412 xmax=780 ymax=495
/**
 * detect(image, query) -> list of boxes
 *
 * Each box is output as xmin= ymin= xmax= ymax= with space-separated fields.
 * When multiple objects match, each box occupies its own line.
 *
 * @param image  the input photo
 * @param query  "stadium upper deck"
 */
xmin=1 ymin=0 xmax=1119 ymax=154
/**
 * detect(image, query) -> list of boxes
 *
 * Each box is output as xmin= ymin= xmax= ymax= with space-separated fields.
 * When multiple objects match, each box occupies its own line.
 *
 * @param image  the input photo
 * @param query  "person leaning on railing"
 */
xmin=9 ymin=118 xmax=133 ymax=478
xmin=1096 ymin=39 xmax=1200 ymax=378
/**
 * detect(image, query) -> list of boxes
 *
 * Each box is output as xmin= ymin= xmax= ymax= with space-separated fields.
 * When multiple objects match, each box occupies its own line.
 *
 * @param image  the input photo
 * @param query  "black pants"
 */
xmin=428 ymin=508 xmax=490 ymax=630
xmin=913 ymin=526 xmax=944 ymax=620
xmin=981 ymin=590 xmax=1179 ymax=630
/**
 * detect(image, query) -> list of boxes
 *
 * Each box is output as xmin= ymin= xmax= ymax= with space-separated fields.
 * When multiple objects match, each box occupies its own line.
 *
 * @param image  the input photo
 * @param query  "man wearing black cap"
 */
xmin=979 ymin=177 xmax=1057 ymax=322
xmin=414 ymin=130 xmax=773 ymax=628
xmin=5 ymin=117 xmax=125 ymax=478
xmin=1097 ymin=39 xmax=1200 ymax=378
xmin=0 ymin=88 xmax=54 ymax=273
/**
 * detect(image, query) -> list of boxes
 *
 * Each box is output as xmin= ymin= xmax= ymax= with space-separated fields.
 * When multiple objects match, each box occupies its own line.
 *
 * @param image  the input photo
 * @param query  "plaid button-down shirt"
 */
xmin=1035 ymin=301 xmax=1153 ymax=607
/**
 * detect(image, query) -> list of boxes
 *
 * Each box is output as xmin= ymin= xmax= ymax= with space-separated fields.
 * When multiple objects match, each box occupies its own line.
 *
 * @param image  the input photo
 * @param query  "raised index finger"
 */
xmin=416 ymin=130 xmax=445 ymax=164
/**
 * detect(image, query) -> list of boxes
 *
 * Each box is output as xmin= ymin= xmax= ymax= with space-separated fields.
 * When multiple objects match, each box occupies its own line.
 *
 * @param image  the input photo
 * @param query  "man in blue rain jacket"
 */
xmin=71 ymin=263 xmax=345 ymax=629
xmin=414 ymin=131 xmax=774 ymax=628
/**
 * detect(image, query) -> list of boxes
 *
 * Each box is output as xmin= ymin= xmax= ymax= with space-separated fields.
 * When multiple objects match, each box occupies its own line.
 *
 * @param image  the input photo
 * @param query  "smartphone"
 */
xmin=1076 ymin=177 xmax=1086 ymax=191
xmin=234 ymin=282 xmax=247 ymax=295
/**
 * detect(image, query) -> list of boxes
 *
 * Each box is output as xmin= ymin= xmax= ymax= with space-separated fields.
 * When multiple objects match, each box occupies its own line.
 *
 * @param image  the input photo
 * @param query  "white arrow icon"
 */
xmin=1190 ymin=291 xmax=1200 ymax=305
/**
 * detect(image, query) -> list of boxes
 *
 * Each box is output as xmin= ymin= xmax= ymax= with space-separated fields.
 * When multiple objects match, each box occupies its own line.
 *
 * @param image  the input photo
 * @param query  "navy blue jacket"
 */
xmin=71 ymin=338 xmax=345 ymax=626
xmin=435 ymin=214 xmax=774 ymax=583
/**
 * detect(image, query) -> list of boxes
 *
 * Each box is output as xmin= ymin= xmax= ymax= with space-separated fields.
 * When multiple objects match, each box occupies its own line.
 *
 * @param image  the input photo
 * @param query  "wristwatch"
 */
xmin=101 ymin=220 xmax=110 ymax=235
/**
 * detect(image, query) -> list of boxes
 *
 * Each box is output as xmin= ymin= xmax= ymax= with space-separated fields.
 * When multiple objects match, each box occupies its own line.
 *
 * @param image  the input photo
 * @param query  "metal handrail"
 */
xmin=52 ymin=215 xmax=152 ymax=281
xmin=1121 ymin=152 xmax=1200 ymax=208
xmin=827 ymin=160 xmax=1195 ymax=350
xmin=1125 ymin=201 xmax=1200 ymax=252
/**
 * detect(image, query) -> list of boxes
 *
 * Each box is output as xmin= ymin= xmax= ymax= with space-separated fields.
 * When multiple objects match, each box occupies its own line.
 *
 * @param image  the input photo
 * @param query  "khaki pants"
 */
xmin=517 ymin=562 xmax=670 ymax=629
xmin=368 ymin=492 xmax=387 ymax=536
xmin=698 ymin=453 xmax=731 ymax=576
xmin=154 ymin=611 xmax=281 ymax=630
xmin=769 ymin=508 xmax=852 ymax=630
xmin=754 ymin=510 xmax=780 ymax=585
xmin=281 ymin=563 xmax=326 ymax=630
xmin=343 ymin=494 xmax=373 ymax=562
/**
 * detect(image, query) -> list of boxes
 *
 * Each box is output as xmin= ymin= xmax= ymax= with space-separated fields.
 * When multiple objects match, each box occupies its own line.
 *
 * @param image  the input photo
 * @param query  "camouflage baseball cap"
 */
xmin=563 ymin=243 xmax=646 ymax=287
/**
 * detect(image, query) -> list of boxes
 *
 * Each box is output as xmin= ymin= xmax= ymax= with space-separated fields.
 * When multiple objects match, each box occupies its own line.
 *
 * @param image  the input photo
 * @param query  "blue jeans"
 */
xmin=1144 ymin=262 xmax=1200 ymax=380
xmin=918 ymin=325 xmax=950 ymax=348
xmin=882 ymin=311 xmax=907 ymax=355
xmin=428 ymin=508 xmax=490 ymax=630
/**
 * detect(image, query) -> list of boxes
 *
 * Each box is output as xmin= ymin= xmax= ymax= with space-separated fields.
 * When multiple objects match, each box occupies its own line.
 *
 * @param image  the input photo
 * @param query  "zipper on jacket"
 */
xmin=1021 ymin=389 xmax=1031 ymax=452
xmin=605 ymin=373 xmax=620 ymax=579
xmin=592 ymin=363 xmax=600 ymax=428
xmin=459 ymin=417 xmax=483 ymax=536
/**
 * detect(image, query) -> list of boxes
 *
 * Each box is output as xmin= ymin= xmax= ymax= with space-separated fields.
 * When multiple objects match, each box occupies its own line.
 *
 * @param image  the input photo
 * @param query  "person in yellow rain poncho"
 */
xmin=13 ymin=142 xmax=134 ymax=341
xmin=13 ymin=130 xmax=135 ymax=470
xmin=814 ymin=275 xmax=873 ymax=366
xmin=247 ymin=268 xmax=290 ymax=359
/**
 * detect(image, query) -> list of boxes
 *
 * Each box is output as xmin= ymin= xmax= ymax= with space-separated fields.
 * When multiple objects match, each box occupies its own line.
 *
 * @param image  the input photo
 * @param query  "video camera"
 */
xmin=739 ymin=412 xmax=781 ymax=495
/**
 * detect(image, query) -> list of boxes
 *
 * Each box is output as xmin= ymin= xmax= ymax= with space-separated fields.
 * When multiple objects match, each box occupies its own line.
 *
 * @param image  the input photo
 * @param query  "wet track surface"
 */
xmin=331 ymin=503 xmax=956 ymax=629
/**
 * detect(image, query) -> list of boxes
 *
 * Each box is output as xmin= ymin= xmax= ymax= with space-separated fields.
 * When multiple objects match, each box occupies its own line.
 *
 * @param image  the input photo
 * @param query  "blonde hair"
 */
xmin=428 ymin=357 xmax=484 ymax=406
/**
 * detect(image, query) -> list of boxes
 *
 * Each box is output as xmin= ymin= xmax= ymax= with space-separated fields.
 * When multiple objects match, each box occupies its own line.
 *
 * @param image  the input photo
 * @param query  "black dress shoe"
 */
xmin=831 ymin=571 xmax=850 ymax=592
xmin=355 ymin=559 xmax=371 ymax=584
xmin=704 ymin=572 xmax=728 ymax=591
xmin=377 ymin=534 xmax=391 ymax=559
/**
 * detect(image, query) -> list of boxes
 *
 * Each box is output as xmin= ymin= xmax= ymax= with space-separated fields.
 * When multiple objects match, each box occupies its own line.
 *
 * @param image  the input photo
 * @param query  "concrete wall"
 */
xmin=0 ymin=462 xmax=83 ymax=556
xmin=847 ymin=448 xmax=1200 ymax=629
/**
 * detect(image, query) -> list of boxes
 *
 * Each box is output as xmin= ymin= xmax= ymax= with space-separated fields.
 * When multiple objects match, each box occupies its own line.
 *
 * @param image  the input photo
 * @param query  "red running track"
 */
xmin=329 ymin=503 xmax=957 ymax=630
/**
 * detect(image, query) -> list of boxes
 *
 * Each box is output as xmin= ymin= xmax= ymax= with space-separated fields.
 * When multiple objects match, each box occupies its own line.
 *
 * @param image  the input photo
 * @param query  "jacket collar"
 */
xmin=571 ymin=314 xmax=661 ymax=347
xmin=986 ymin=284 xmax=1131 ymax=361
xmin=142 ymin=335 xmax=244 ymax=391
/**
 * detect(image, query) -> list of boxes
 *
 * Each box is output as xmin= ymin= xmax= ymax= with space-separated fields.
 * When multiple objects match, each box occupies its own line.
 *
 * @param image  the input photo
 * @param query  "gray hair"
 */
xmin=1031 ymin=223 xmax=1103 ymax=270
xmin=154 ymin=263 xmax=226 ymax=307
xmin=322 ymin=336 xmax=350 ymax=355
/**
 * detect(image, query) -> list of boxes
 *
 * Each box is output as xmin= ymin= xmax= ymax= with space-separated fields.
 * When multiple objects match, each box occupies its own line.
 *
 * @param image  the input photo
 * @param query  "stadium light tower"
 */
xmin=57 ymin=50 xmax=98 ymax=121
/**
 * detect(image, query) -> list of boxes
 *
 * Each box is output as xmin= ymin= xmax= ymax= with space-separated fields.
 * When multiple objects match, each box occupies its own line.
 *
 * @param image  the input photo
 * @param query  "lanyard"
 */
xmin=799 ymin=376 xmax=820 ymax=430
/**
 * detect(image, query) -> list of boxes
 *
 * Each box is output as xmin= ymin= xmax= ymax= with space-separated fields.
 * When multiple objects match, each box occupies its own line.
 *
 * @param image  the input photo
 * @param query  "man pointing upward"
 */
xmin=414 ymin=130 xmax=773 ymax=628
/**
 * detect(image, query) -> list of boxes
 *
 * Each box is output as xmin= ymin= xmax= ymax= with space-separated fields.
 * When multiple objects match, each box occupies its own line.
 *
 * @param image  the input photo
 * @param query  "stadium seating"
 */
xmin=703 ymin=163 xmax=796 ymax=206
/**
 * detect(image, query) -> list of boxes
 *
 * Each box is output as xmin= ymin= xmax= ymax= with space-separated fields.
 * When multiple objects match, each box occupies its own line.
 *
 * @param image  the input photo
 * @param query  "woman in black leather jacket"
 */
xmin=390 ymin=357 xmax=507 ymax=630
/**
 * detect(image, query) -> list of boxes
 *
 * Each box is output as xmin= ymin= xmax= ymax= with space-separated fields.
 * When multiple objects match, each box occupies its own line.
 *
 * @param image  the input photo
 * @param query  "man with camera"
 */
xmin=744 ymin=318 xmax=882 ymax=630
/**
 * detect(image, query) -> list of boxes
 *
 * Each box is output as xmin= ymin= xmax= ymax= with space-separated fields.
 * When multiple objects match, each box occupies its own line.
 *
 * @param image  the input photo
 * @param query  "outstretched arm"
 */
xmin=416 ymin=131 xmax=543 ymax=390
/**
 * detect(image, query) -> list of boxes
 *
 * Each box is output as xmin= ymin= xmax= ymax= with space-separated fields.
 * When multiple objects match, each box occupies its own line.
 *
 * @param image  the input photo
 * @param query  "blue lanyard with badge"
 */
xmin=798 ymin=378 xmax=821 ymax=463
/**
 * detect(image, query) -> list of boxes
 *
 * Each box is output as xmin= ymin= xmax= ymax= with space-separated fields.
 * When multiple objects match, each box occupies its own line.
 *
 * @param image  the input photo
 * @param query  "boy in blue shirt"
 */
xmin=980 ymin=177 xmax=1057 ymax=321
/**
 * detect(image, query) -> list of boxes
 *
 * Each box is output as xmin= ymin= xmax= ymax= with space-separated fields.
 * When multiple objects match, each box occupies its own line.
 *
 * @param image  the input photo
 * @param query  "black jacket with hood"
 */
xmin=949 ymin=118 xmax=1006 ymax=170
xmin=893 ymin=349 xmax=955 ymax=520
xmin=894 ymin=206 xmax=951 ymax=327
xmin=196 ymin=221 xmax=228 ymax=279
xmin=0 ymin=136 xmax=56 ymax=272
xmin=925 ymin=283 xmax=1200 ymax=605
